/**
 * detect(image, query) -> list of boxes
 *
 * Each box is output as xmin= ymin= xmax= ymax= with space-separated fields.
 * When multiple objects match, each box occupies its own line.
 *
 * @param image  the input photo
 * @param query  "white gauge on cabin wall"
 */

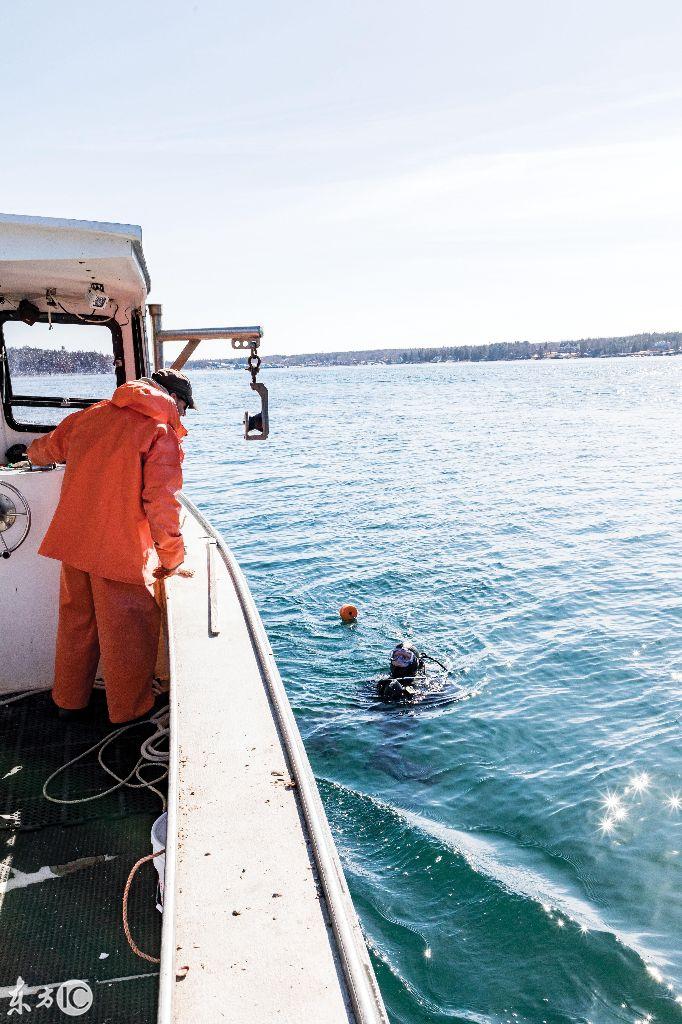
xmin=0 ymin=482 xmax=31 ymax=559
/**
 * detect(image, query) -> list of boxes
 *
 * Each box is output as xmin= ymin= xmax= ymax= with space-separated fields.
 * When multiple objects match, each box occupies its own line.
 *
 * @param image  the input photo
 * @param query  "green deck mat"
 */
xmin=0 ymin=690 xmax=166 ymax=1022
xmin=0 ymin=691 xmax=166 ymax=832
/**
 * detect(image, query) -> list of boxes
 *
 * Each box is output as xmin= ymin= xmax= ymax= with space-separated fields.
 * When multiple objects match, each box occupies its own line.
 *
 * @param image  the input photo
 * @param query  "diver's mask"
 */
xmin=390 ymin=643 xmax=421 ymax=679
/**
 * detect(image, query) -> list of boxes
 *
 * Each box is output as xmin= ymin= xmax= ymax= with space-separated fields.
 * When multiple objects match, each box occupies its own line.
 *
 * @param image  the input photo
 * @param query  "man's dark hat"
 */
xmin=151 ymin=369 xmax=196 ymax=410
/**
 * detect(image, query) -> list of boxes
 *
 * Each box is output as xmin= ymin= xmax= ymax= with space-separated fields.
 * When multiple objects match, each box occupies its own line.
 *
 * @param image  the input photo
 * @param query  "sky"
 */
xmin=2 ymin=1 xmax=682 ymax=356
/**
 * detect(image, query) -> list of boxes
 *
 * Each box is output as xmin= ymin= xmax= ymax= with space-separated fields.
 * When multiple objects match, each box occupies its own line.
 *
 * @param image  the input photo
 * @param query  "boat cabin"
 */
xmin=0 ymin=214 xmax=387 ymax=1024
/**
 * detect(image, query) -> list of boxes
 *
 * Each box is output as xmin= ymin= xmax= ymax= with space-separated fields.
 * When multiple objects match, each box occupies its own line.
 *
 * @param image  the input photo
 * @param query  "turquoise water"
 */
xmin=21 ymin=360 xmax=681 ymax=1022
xmin=183 ymin=358 xmax=681 ymax=1024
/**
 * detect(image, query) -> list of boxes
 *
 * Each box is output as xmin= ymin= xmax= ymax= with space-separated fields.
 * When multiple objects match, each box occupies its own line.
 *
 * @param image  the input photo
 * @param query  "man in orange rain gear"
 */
xmin=26 ymin=369 xmax=196 ymax=724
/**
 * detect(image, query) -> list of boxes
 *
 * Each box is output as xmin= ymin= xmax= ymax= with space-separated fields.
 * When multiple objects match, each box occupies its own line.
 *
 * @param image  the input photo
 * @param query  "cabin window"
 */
xmin=0 ymin=313 xmax=124 ymax=431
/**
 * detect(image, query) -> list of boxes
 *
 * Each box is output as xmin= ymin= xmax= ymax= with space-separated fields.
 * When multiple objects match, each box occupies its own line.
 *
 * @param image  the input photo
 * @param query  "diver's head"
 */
xmin=390 ymin=642 xmax=420 ymax=679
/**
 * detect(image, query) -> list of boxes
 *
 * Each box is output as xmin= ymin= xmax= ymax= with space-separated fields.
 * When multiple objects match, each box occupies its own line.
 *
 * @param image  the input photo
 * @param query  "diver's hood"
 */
xmin=390 ymin=645 xmax=421 ymax=678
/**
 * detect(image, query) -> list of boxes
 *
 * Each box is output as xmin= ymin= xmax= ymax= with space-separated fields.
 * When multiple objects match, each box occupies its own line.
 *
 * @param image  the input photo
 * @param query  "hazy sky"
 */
xmin=2 ymin=1 xmax=682 ymax=355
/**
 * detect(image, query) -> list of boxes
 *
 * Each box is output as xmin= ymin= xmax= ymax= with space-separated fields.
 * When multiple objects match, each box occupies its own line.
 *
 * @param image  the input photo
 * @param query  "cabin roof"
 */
xmin=0 ymin=212 xmax=143 ymax=241
xmin=0 ymin=212 xmax=150 ymax=306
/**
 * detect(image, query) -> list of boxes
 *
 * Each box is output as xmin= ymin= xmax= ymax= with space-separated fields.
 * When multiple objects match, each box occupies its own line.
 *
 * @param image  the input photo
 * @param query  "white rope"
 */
xmin=0 ymin=677 xmax=166 ymax=706
xmin=42 ymin=707 xmax=169 ymax=809
xmin=0 ymin=688 xmax=51 ymax=708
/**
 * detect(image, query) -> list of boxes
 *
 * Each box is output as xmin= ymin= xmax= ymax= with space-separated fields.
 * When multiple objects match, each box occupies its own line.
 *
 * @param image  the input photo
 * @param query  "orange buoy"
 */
xmin=339 ymin=604 xmax=358 ymax=623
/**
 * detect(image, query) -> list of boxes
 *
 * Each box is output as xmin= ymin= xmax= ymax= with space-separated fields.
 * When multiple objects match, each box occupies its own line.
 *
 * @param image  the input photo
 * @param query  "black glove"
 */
xmin=5 ymin=444 xmax=28 ymax=464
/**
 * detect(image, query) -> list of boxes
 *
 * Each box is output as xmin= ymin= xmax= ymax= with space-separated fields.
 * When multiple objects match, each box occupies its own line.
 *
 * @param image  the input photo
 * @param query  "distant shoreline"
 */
xmin=7 ymin=331 xmax=682 ymax=374
xmin=184 ymin=331 xmax=682 ymax=370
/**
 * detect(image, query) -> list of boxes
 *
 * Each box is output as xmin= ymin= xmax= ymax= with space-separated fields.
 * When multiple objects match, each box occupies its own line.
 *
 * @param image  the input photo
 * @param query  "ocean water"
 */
xmin=182 ymin=358 xmax=681 ymax=1024
xmin=19 ymin=359 xmax=682 ymax=1023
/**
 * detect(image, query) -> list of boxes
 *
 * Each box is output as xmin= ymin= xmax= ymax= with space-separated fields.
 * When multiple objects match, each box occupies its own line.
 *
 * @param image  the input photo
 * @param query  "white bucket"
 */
xmin=151 ymin=811 xmax=167 ymax=913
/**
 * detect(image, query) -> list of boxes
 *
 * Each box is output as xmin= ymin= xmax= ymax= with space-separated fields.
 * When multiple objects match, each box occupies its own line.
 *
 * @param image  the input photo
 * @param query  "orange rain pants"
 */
xmin=53 ymin=563 xmax=161 ymax=724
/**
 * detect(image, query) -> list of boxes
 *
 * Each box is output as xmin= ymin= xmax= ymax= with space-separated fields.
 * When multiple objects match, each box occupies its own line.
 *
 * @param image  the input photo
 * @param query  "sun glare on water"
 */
xmin=602 ymin=791 xmax=623 ymax=813
xmin=629 ymin=772 xmax=651 ymax=795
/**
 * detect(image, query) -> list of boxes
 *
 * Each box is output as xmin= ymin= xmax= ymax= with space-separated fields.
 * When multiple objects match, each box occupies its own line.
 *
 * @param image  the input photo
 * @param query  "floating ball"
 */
xmin=339 ymin=603 xmax=358 ymax=623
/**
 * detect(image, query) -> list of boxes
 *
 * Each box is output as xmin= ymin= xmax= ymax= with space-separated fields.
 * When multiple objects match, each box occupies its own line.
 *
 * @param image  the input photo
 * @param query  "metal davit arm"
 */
xmin=147 ymin=304 xmax=262 ymax=372
xmin=147 ymin=305 xmax=268 ymax=439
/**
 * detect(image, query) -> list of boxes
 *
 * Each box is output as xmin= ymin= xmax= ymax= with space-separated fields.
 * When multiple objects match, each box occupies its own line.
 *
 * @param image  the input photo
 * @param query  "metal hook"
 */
xmin=244 ymin=380 xmax=269 ymax=440
xmin=242 ymin=340 xmax=269 ymax=440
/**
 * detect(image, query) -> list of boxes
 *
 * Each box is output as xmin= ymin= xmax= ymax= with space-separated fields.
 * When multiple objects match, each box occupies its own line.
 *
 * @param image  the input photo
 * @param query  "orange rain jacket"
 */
xmin=27 ymin=380 xmax=187 ymax=586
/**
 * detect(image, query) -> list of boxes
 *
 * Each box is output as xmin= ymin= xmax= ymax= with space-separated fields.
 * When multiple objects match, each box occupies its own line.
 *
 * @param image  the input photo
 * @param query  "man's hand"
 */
xmin=153 ymin=563 xmax=195 ymax=580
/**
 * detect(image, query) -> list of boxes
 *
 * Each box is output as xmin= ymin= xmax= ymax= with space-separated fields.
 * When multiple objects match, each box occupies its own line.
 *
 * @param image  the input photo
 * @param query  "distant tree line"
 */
xmin=7 ymin=345 xmax=111 ymax=375
xmin=185 ymin=331 xmax=682 ymax=370
xmin=7 ymin=332 xmax=682 ymax=375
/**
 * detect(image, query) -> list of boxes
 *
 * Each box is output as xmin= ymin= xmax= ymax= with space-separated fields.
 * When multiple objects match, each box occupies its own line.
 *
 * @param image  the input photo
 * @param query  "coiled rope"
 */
xmin=42 ymin=705 xmax=170 ymax=809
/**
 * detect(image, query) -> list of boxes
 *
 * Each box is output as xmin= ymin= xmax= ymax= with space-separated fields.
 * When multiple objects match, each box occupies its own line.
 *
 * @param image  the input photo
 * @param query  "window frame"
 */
xmin=0 ymin=310 xmax=125 ymax=433
xmin=131 ymin=308 xmax=150 ymax=379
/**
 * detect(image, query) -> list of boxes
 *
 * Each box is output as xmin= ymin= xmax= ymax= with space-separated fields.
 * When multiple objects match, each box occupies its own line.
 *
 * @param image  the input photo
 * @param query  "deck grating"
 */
xmin=0 ymin=690 xmax=165 ymax=1022
xmin=0 ymin=691 xmax=164 ymax=832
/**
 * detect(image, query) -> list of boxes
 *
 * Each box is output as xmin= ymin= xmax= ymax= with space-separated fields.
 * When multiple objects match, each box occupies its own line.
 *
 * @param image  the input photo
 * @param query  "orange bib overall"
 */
xmin=27 ymin=381 xmax=187 ymax=723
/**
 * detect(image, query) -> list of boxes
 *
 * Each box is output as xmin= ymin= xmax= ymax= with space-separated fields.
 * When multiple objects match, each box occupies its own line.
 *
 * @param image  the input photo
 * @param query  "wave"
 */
xmin=400 ymin=808 xmax=672 ymax=968
xmin=323 ymin=778 xmax=673 ymax=973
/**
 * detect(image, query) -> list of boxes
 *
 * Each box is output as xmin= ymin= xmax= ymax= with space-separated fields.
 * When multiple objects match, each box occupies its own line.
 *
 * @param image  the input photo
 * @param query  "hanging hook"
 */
xmin=244 ymin=344 xmax=269 ymax=440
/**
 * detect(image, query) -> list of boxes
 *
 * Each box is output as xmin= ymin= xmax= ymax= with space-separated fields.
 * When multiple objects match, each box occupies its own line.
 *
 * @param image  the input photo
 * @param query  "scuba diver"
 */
xmin=376 ymin=641 xmax=447 ymax=702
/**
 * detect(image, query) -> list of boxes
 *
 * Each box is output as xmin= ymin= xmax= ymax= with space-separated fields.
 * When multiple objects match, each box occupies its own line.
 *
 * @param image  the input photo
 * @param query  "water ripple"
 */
xmin=184 ymin=358 xmax=682 ymax=1024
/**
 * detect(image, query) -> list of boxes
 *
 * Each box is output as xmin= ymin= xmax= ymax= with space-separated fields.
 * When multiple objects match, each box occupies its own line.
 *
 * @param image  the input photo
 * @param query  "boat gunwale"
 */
xmin=157 ymin=493 xmax=388 ymax=1024
xmin=157 ymin=562 xmax=179 ymax=1023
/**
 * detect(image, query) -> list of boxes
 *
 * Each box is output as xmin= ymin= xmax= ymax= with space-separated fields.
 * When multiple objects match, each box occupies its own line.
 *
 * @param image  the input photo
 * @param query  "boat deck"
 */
xmin=163 ymin=502 xmax=360 ymax=1023
xmin=0 ymin=689 xmax=166 ymax=1022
